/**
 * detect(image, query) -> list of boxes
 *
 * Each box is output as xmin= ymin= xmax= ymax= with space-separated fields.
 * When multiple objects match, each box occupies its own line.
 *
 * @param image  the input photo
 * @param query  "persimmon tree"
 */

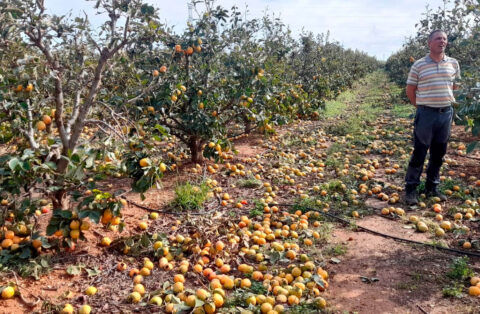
xmin=0 ymin=0 xmax=166 ymax=255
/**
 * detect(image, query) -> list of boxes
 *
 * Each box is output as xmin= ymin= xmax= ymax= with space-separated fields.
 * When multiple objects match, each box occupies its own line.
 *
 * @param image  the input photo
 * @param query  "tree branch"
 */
xmin=22 ymin=100 xmax=39 ymax=150
xmin=84 ymin=119 xmax=124 ymax=139
xmin=66 ymin=89 xmax=82 ymax=134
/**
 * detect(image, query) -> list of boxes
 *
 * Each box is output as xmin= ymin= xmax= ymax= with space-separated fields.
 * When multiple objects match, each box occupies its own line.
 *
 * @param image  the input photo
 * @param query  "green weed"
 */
xmin=171 ymin=181 xmax=210 ymax=211
xmin=446 ymin=256 xmax=474 ymax=280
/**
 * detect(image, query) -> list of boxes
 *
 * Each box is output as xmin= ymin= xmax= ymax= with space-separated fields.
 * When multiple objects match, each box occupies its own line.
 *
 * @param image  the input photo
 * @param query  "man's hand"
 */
xmin=406 ymin=84 xmax=417 ymax=107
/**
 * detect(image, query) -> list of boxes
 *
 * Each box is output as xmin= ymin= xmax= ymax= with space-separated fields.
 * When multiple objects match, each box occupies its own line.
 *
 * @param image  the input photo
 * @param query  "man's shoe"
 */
xmin=405 ymin=189 xmax=418 ymax=205
xmin=426 ymin=187 xmax=447 ymax=201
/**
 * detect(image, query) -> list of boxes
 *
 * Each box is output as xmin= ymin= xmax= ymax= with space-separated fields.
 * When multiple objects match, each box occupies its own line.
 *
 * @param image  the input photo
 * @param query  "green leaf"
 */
xmin=78 ymin=210 xmax=101 ymax=223
xmin=466 ymin=141 xmax=478 ymax=154
xmin=8 ymin=158 xmax=20 ymax=170
xmin=195 ymin=299 xmax=205 ymax=307
xmin=58 ymin=210 xmax=73 ymax=219
xmin=66 ymin=265 xmax=83 ymax=275
xmin=71 ymin=154 xmax=81 ymax=163
xmin=313 ymin=274 xmax=325 ymax=288
xmin=140 ymin=233 xmax=151 ymax=247
xmin=86 ymin=267 xmax=101 ymax=277
xmin=40 ymin=259 xmax=49 ymax=268
xmin=46 ymin=223 xmax=58 ymax=236
xmin=19 ymin=248 xmax=31 ymax=259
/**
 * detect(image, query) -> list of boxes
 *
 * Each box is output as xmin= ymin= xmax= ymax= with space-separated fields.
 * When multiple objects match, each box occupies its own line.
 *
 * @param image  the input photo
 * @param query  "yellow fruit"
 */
xmin=69 ymin=230 xmax=80 ymax=239
xmin=25 ymin=84 xmax=33 ymax=92
xmin=1 ymin=199 xmax=8 ymax=206
xmin=439 ymin=221 xmax=451 ymax=231
xmin=133 ymin=275 xmax=143 ymax=284
xmin=274 ymin=304 xmax=285 ymax=313
xmin=138 ymin=221 xmax=148 ymax=230
xmin=129 ymin=291 xmax=142 ymax=303
xmin=471 ymin=277 xmax=480 ymax=286
xmin=80 ymin=221 xmax=90 ymax=230
xmin=435 ymin=227 xmax=445 ymax=237
xmin=1 ymin=286 xmax=15 ymax=299
xmin=117 ymin=262 xmax=127 ymax=271
xmin=213 ymin=293 xmax=224 ymax=307
xmin=70 ymin=220 xmax=80 ymax=230
xmin=173 ymin=274 xmax=185 ymax=283
xmin=85 ymin=286 xmax=97 ymax=296
xmin=144 ymin=259 xmax=154 ymax=270
xmin=204 ymin=302 xmax=216 ymax=314
xmin=150 ymin=295 xmax=163 ymax=305
xmin=314 ymin=297 xmax=327 ymax=309
xmin=261 ymin=302 xmax=273 ymax=313
xmin=36 ymin=121 xmax=46 ymax=131
xmin=185 ymin=295 xmax=196 ymax=307
xmin=287 ymin=295 xmax=299 ymax=305
xmin=246 ymin=295 xmax=257 ymax=306
xmin=31 ymin=239 xmax=42 ymax=249
xmin=196 ymin=288 xmax=210 ymax=300
xmin=133 ymin=283 xmax=146 ymax=296
xmin=139 ymin=158 xmax=150 ymax=167
xmin=79 ymin=305 xmax=91 ymax=314
xmin=468 ymin=286 xmax=480 ymax=296
xmin=241 ymin=278 xmax=251 ymax=288
xmin=42 ymin=115 xmax=52 ymax=125
xmin=159 ymin=163 xmax=167 ymax=172
xmin=416 ymin=222 xmax=428 ymax=232
xmin=61 ymin=303 xmax=74 ymax=314
xmin=101 ymin=237 xmax=112 ymax=246
xmin=173 ymin=282 xmax=184 ymax=293
xmin=140 ymin=267 xmax=150 ymax=276
xmin=153 ymin=241 xmax=163 ymax=250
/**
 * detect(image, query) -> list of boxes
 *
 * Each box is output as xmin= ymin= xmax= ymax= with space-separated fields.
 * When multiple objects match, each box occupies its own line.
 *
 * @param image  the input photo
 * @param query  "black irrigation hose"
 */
xmin=270 ymin=203 xmax=480 ymax=259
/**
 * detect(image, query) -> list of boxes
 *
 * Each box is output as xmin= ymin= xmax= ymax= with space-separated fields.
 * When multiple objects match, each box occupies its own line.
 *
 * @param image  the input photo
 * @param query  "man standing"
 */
xmin=404 ymin=30 xmax=460 ymax=205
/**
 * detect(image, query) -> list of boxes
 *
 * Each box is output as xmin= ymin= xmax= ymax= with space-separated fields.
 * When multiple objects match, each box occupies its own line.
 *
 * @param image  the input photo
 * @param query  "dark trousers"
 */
xmin=405 ymin=106 xmax=453 ymax=191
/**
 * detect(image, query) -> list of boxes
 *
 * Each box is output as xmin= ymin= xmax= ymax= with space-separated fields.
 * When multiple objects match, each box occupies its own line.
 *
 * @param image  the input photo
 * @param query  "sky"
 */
xmin=46 ymin=0 xmax=448 ymax=61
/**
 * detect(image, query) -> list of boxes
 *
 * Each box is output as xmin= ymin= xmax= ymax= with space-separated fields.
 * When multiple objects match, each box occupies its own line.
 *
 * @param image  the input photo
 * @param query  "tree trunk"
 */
xmin=243 ymin=115 xmax=252 ymax=134
xmin=51 ymin=189 xmax=68 ymax=210
xmin=189 ymin=136 xmax=204 ymax=163
xmin=52 ymin=153 xmax=70 ymax=209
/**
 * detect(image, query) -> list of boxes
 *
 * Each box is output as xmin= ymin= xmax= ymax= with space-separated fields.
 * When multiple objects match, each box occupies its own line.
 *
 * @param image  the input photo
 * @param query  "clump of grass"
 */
xmin=442 ymin=284 xmax=463 ymax=298
xmin=249 ymin=199 xmax=264 ymax=218
xmin=323 ymin=243 xmax=348 ymax=256
xmin=238 ymin=176 xmax=262 ymax=188
xmin=171 ymin=181 xmax=210 ymax=211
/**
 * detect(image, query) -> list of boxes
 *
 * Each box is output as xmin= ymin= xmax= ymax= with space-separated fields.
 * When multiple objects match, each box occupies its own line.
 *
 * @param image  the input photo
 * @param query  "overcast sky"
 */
xmin=46 ymin=0 xmax=448 ymax=60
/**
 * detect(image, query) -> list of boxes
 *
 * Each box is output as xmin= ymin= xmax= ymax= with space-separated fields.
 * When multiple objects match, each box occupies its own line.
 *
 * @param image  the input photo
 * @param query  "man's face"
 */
xmin=428 ymin=32 xmax=448 ymax=54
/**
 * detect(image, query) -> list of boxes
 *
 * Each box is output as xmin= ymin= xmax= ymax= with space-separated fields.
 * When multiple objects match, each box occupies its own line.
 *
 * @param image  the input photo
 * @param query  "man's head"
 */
xmin=428 ymin=30 xmax=447 ymax=55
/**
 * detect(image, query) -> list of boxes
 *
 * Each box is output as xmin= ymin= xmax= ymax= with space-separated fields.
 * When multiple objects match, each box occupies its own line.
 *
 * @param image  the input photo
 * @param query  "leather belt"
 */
xmin=420 ymin=106 xmax=451 ymax=113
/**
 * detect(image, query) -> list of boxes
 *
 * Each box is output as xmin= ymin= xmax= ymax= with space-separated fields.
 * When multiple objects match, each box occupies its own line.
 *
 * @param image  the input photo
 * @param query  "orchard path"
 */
xmin=321 ymin=72 xmax=480 ymax=314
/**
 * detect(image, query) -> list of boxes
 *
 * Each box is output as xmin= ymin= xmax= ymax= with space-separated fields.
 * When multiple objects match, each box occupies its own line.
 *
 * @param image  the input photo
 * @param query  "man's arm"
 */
xmin=406 ymin=84 xmax=417 ymax=107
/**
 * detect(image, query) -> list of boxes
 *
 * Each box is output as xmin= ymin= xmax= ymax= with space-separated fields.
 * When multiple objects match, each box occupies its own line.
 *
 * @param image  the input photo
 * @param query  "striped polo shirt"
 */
xmin=406 ymin=54 xmax=460 ymax=107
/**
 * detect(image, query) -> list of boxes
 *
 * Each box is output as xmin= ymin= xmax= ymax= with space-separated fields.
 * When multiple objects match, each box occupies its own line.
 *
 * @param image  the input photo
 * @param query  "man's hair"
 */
xmin=428 ymin=29 xmax=447 ymax=41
